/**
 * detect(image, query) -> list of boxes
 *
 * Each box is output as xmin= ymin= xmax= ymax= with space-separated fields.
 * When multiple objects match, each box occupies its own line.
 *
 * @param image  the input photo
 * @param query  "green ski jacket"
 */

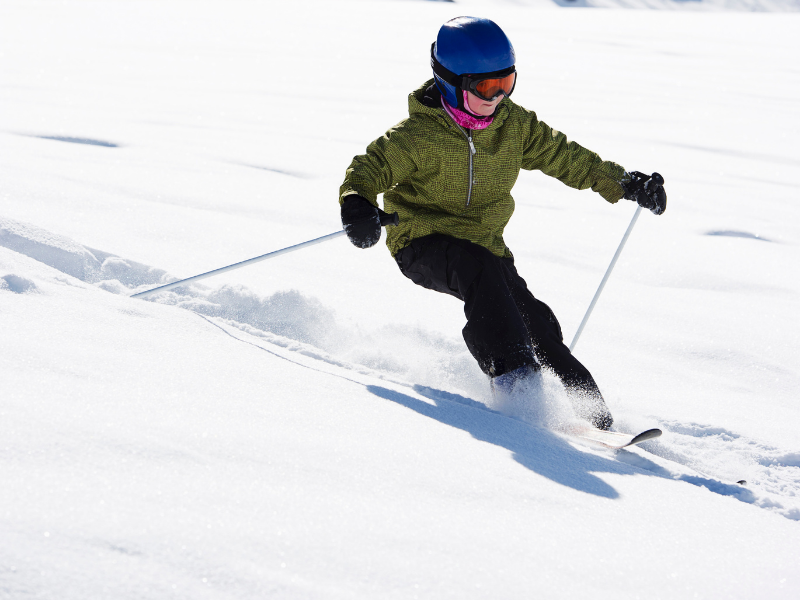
xmin=339 ymin=80 xmax=628 ymax=258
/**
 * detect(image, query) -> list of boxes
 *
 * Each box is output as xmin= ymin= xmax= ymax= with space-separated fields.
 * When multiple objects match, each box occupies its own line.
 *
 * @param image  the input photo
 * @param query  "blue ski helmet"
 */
xmin=431 ymin=17 xmax=516 ymax=109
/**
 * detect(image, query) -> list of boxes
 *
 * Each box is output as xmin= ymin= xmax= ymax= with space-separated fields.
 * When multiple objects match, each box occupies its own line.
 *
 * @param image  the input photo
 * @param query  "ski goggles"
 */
xmin=431 ymin=43 xmax=517 ymax=101
xmin=464 ymin=71 xmax=517 ymax=102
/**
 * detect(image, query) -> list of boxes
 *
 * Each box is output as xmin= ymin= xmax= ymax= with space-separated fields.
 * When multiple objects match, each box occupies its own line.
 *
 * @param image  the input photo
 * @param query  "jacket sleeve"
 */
xmin=520 ymin=109 xmax=627 ymax=203
xmin=339 ymin=119 xmax=419 ymax=207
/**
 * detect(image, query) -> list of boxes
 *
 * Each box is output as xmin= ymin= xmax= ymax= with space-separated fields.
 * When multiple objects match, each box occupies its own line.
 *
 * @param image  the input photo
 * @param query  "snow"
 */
xmin=1 ymin=0 xmax=799 ymax=598
xmin=464 ymin=0 xmax=800 ymax=12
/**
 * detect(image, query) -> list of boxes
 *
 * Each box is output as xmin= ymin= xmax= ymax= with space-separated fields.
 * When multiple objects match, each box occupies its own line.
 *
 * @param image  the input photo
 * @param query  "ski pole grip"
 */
xmin=650 ymin=172 xmax=664 ymax=186
xmin=378 ymin=208 xmax=400 ymax=227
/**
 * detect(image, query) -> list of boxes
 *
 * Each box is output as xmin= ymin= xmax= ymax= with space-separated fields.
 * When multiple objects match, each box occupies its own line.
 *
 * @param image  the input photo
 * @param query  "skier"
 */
xmin=338 ymin=17 xmax=666 ymax=430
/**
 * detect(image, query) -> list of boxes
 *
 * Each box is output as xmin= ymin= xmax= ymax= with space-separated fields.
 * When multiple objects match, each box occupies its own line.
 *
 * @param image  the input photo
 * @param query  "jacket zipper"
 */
xmin=465 ymin=130 xmax=475 ymax=207
xmin=443 ymin=111 xmax=477 ymax=208
xmin=454 ymin=126 xmax=476 ymax=208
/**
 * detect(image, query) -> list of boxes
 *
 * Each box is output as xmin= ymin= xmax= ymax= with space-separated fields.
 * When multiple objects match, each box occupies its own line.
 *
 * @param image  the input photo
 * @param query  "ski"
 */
xmin=566 ymin=426 xmax=662 ymax=450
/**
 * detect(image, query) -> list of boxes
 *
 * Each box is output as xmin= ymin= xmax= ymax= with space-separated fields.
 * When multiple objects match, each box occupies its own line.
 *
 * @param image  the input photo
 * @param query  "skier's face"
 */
xmin=466 ymin=91 xmax=502 ymax=117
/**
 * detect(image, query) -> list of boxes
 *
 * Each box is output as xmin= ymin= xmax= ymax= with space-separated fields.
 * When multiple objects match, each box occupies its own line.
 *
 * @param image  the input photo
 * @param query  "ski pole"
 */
xmin=131 ymin=209 xmax=399 ymax=300
xmin=569 ymin=205 xmax=642 ymax=352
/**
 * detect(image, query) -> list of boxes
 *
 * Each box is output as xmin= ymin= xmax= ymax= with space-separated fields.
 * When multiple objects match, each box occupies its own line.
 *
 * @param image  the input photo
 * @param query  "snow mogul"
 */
xmin=338 ymin=17 xmax=666 ymax=430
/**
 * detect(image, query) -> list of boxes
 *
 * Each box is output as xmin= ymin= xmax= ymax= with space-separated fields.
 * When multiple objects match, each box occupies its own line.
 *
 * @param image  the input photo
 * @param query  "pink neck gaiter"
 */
xmin=441 ymin=91 xmax=494 ymax=130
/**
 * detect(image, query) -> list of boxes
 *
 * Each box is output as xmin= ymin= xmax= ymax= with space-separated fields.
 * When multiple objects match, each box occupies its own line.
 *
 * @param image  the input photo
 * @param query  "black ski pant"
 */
xmin=395 ymin=234 xmax=604 ymax=400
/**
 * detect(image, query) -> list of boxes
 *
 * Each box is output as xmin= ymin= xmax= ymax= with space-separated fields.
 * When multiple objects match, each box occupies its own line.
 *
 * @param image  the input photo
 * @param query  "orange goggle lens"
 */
xmin=473 ymin=72 xmax=516 ymax=100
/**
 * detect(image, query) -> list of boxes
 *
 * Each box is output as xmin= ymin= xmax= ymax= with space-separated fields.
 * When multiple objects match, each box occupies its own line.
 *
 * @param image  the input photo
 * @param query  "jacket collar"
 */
xmin=408 ymin=79 xmax=511 ymax=130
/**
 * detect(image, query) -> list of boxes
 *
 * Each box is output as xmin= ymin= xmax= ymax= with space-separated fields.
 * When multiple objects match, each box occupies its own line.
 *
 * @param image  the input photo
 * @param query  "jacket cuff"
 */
xmin=339 ymin=187 xmax=378 ymax=207
xmin=590 ymin=162 xmax=627 ymax=203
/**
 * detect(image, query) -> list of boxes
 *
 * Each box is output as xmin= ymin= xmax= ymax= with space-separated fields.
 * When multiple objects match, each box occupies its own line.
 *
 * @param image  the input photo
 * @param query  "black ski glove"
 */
xmin=341 ymin=195 xmax=382 ymax=248
xmin=622 ymin=172 xmax=667 ymax=215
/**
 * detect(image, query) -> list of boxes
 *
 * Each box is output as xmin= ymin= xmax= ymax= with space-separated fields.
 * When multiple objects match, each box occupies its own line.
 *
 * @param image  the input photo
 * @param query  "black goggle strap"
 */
xmin=430 ymin=43 xmax=462 ymax=88
xmin=430 ymin=42 xmax=516 ymax=92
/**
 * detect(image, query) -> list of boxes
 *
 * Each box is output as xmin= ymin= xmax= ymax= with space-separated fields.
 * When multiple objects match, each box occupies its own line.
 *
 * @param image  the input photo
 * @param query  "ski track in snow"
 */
xmin=2 ymin=216 xmax=798 ymax=522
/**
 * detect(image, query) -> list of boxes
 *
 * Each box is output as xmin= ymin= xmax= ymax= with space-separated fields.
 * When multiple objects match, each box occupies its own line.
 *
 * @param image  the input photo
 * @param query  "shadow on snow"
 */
xmin=366 ymin=384 xmax=622 ymax=499
xmin=30 ymin=134 xmax=120 ymax=148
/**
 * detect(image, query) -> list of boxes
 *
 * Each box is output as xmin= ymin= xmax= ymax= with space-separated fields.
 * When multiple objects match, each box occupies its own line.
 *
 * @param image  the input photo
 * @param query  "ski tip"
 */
xmin=628 ymin=428 xmax=662 ymax=446
xmin=737 ymin=480 xmax=747 ymax=486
